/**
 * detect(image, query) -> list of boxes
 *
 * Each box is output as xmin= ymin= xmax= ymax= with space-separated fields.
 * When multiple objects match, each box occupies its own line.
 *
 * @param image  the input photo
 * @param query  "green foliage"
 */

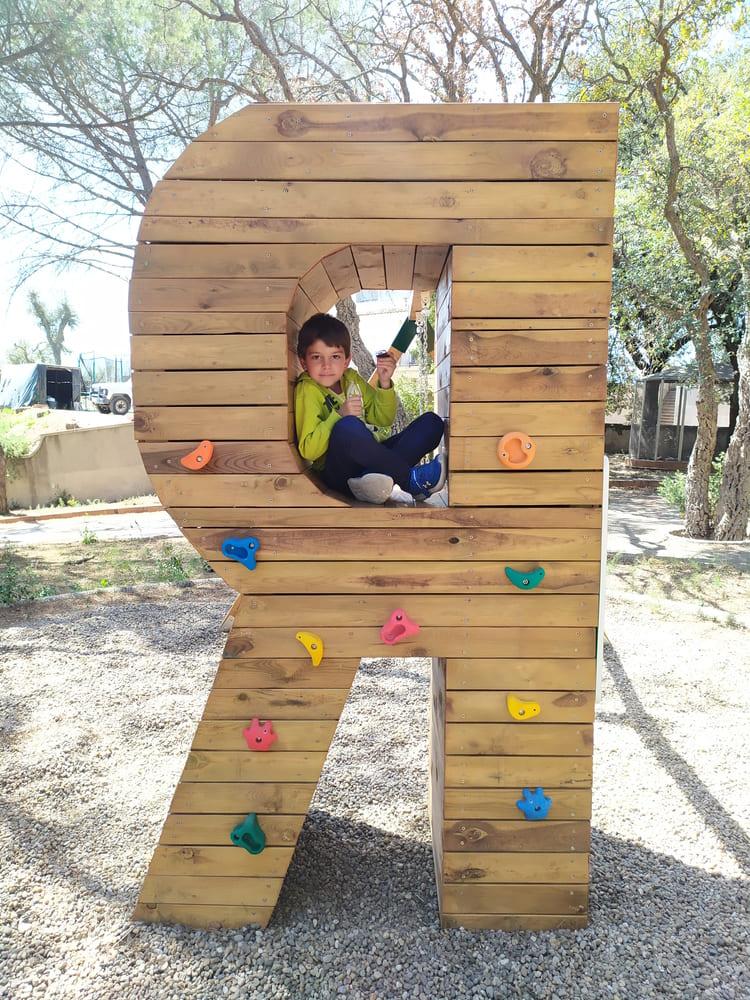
xmin=53 ymin=490 xmax=80 ymax=508
xmin=6 ymin=340 xmax=53 ymax=364
xmin=0 ymin=546 xmax=50 ymax=604
xmin=396 ymin=374 xmax=434 ymax=425
xmin=658 ymin=453 xmax=727 ymax=516
xmin=80 ymin=526 xmax=97 ymax=545
xmin=0 ymin=409 xmax=47 ymax=479
xmin=154 ymin=543 xmax=190 ymax=583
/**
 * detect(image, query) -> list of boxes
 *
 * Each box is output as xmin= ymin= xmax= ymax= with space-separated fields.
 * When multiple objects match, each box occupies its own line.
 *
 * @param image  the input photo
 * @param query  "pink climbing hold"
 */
xmin=243 ymin=718 xmax=278 ymax=751
xmin=380 ymin=609 xmax=421 ymax=645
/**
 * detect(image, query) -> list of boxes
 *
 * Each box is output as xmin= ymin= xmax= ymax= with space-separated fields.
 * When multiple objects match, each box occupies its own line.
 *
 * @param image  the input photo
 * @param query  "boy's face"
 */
xmin=301 ymin=338 xmax=350 ymax=389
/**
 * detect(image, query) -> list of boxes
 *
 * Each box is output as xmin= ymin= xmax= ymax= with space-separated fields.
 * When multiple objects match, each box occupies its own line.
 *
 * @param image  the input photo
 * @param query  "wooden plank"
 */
xmin=204 ymin=689 xmax=348 ymax=720
xmin=446 ymin=659 xmax=597 ymax=691
xmin=214 ymin=560 xmax=600 ymax=595
xmin=130 ymin=311 xmax=288 ymax=334
xmin=452 ymin=318 xmax=608 ymax=331
xmin=148 ymin=474 xmax=347 ymax=506
xmin=443 ymin=852 xmax=589 ymax=884
xmin=148 ymin=846 xmax=294 ymax=877
xmin=413 ymin=246 xmax=450 ymax=291
xmin=450 ymin=471 xmax=603 ymax=506
xmin=193 ymin=719 xmax=338 ymax=750
xmin=170 ymin=782 xmax=315 ymax=813
xmin=159 ymin=813 xmax=305 ymax=845
xmin=223 ymin=628 xmax=596 ymax=660
xmin=287 ymin=285 xmax=317 ymax=327
xmin=196 ymin=103 xmax=619 ymax=142
xmin=299 ymin=261 xmax=338 ymax=311
xmin=451 ymin=328 xmax=608 ymax=366
xmin=167 ymin=140 xmax=618 ymax=180
xmin=450 ymin=436 xmax=604 ymax=471
xmin=446 ymin=723 xmax=593 ymax=756
xmin=442 ymin=883 xmax=587 ymax=915
xmin=139 ymin=875 xmax=281 ymax=907
xmin=449 ymin=365 xmax=607 ymax=402
xmin=384 ymin=245 xmax=415 ymax=289
xmin=451 ymin=281 xmax=611 ymax=318
xmin=129 ymin=278 xmax=296 ymax=312
xmin=182 ymin=750 xmax=326 ymax=782
xmin=133 ymin=902 xmax=271 ymax=928
xmin=212 ymin=660 xmax=359 ymax=690
xmin=322 ymin=246 xmax=361 ymax=297
xmin=443 ymin=819 xmax=590 ymax=851
xmin=131 ymin=334 xmax=288 ymax=370
xmin=146 ymin=180 xmax=615 ymax=220
xmin=444 ymin=789 xmax=591 ymax=821
xmin=170 ymin=506 xmax=602 ymax=530
xmin=134 ymin=409 xmax=288 ymax=442
xmin=445 ymin=756 xmax=592 ymax=788
xmin=132 ymin=371 xmax=287 ymax=406
xmin=231 ymin=595 xmax=599 ymax=629
xmin=139 ymin=216 xmax=615 ymax=246
xmin=139 ymin=441 xmax=302 ymax=476
xmin=441 ymin=913 xmax=587 ymax=930
xmin=449 ymin=402 xmax=603 ymax=437
xmin=132 ymin=244 xmax=342 ymax=279
xmin=430 ymin=658 xmax=446 ymax=902
xmin=447 ymin=690 xmax=595 ymax=724
xmin=191 ymin=527 xmax=601 ymax=562
xmin=453 ymin=245 xmax=613 ymax=282
xmin=351 ymin=245 xmax=386 ymax=289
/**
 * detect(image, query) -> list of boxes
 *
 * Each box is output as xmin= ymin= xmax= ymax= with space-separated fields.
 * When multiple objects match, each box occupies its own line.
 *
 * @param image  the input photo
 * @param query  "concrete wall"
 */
xmin=8 ymin=422 xmax=152 ymax=509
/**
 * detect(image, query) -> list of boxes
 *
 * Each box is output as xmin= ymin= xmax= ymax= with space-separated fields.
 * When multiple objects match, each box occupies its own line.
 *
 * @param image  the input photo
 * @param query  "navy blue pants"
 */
xmin=322 ymin=412 xmax=444 ymax=496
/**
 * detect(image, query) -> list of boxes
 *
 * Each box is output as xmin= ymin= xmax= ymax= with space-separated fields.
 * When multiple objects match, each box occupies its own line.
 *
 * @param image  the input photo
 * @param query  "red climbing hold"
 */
xmin=243 ymin=718 xmax=278 ymax=751
xmin=380 ymin=609 xmax=421 ymax=645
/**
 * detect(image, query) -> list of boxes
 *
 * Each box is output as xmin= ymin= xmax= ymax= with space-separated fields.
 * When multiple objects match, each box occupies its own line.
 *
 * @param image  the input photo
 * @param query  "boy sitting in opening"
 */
xmin=295 ymin=312 xmax=446 ymax=504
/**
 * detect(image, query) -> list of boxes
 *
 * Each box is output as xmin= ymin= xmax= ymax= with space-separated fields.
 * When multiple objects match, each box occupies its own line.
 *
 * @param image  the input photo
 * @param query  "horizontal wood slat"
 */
xmin=449 ymin=402 xmax=604 ymax=437
xmin=140 ymin=876 xmax=281 ymax=907
xmin=452 ymin=245 xmax=614 ymax=282
xmin=130 ymin=311 xmax=288 ymax=334
xmin=133 ymin=244 xmax=343 ymax=279
xmin=441 ymin=913 xmax=587 ymax=931
xmin=451 ymin=328 xmax=608 ymax=366
xmin=443 ymin=790 xmax=591 ymax=822
xmin=204 ymin=689 xmax=349 ymax=720
xmin=445 ymin=723 xmax=593 ymax=755
xmin=445 ymin=756 xmax=592 ymax=788
xmin=450 ymin=471 xmax=603 ymax=506
xmin=131 ymin=335 xmax=288 ymax=370
xmin=446 ymin=690 xmax=595 ymax=724
xmin=446 ymin=365 xmax=606 ymax=401
xmin=148 ymin=180 xmax=614 ymax=220
xmin=193 ymin=719 xmax=339 ymax=748
xmin=133 ymin=371 xmax=288 ymax=406
xmin=167 ymin=141 xmax=618 ymax=180
xmin=139 ymin=441 xmax=303 ymax=476
xmin=443 ymin=852 xmax=589 ymax=884
xmin=442 ymin=883 xmax=587 ymax=915
xmin=451 ymin=282 xmax=612 ymax=318
xmin=149 ymin=474 xmax=348 ymax=506
xmin=170 ymin=782 xmax=316 ymax=814
xmin=182 ymin=750 xmax=326 ymax=782
xmin=134 ymin=410 xmax=289 ymax=442
xmin=159 ymin=814 xmax=305 ymax=846
xmin=133 ymin=902 xmax=273 ymax=929
xmin=450 ymin=436 xmax=604 ymax=471
xmin=148 ymin=846 xmax=294 ymax=877
xmin=445 ymin=659 xmax=597 ymax=691
xmin=130 ymin=278 xmax=296 ymax=312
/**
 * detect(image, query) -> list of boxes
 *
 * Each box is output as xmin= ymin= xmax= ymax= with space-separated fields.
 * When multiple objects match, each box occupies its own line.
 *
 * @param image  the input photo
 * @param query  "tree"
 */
xmin=6 ymin=338 xmax=52 ymax=363
xmin=27 ymin=291 xmax=77 ymax=364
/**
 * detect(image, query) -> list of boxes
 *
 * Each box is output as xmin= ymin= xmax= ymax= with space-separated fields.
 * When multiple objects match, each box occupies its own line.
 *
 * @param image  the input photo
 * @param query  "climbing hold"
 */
xmin=179 ymin=439 xmax=214 ymax=471
xmin=504 ymin=566 xmax=545 ymax=591
xmin=380 ymin=609 xmax=421 ymax=645
xmin=497 ymin=431 xmax=536 ymax=470
xmin=507 ymin=694 xmax=541 ymax=721
xmin=243 ymin=717 xmax=278 ymax=751
xmin=516 ymin=787 xmax=552 ymax=821
xmin=221 ymin=536 xmax=260 ymax=571
xmin=296 ymin=631 xmax=324 ymax=666
xmin=230 ymin=813 xmax=266 ymax=854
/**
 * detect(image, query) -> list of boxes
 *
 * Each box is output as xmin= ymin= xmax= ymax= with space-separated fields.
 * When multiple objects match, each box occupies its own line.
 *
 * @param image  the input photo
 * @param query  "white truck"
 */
xmin=90 ymin=378 xmax=133 ymax=416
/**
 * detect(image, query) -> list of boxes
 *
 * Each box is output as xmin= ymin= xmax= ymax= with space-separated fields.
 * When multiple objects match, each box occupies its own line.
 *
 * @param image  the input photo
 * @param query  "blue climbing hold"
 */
xmin=222 ymin=535 xmax=260 ymax=571
xmin=504 ymin=566 xmax=545 ymax=591
xmin=230 ymin=813 xmax=266 ymax=854
xmin=516 ymin=787 xmax=552 ymax=821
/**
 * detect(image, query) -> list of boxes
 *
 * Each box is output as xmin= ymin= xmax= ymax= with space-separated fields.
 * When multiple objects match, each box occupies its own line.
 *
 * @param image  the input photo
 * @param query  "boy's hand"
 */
xmin=376 ymin=352 xmax=397 ymax=388
xmin=340 ymin=395 xmax=363 ymax=418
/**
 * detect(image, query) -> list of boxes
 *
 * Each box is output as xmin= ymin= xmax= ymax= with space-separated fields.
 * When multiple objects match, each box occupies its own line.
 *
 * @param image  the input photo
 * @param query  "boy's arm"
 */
xmin=356 ymin=371 xmax=397 ymax=428
xmin=295 ymin=382 xmax=341 ymax=462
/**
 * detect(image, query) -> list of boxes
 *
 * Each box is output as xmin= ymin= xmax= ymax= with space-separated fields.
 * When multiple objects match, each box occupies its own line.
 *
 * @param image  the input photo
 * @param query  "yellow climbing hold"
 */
xmin=506 ymin=694 xmax=541 ymax=721
xmin=296 ymin=631 xmax=324 ymax=667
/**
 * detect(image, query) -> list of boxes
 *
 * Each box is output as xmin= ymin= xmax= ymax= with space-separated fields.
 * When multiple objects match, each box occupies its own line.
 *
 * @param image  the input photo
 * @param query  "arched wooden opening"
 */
xmin=129 ymin=102 xmax=617 ymax=931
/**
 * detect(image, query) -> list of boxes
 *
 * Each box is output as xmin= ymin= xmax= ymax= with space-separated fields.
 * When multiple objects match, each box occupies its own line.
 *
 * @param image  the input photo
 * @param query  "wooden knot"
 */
xmin=529 ymin=149 xmax=567 ymax=178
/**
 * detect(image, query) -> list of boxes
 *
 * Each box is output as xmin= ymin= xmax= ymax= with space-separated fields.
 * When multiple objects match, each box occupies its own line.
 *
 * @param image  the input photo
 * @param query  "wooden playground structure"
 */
xmin=129 ymin=101 xmax=618 ymax=931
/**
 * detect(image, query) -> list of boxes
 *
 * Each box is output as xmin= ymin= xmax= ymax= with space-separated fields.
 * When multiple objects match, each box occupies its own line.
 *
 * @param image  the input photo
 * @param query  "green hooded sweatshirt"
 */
xmin=294 ymin=369 xmax=397 ymax=472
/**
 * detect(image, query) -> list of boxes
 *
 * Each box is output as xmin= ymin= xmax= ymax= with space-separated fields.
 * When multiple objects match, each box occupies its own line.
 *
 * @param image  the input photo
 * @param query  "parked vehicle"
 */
xmin=90 ymin=378 xmax=133 ymax=416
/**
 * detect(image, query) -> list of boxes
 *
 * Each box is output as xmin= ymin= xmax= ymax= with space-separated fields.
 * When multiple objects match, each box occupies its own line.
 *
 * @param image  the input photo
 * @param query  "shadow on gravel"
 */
xmin=602 ymin=639 xmax=750 ymax=876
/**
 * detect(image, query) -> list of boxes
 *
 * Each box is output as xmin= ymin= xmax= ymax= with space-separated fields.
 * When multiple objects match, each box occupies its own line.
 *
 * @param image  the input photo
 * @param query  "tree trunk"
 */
xmin=0 ymin=446 xmax=9 ymax=516
xmin=684 ymin=313 xmax=718 ymax=538
xmin=714 ymin=266 xmax=750 ymax=540
xmin=336 ymin=295 xmax=409 ymax=432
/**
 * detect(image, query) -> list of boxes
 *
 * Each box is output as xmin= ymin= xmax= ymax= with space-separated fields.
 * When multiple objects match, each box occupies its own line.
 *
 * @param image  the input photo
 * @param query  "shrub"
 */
xmin=658 ymin=453 xmax=726 ymax=518
xmin=155 ymin=543 xmax=190 ymax=583
xmin=396 ymin=374 xmax=435 ymax=425
xmin=0 ymin=546 xmax=46 ymax=604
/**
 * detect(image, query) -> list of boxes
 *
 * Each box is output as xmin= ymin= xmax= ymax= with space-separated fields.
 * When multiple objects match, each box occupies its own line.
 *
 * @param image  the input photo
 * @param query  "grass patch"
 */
xmin=0 ymin=537 xmax=213 ymax=604
xmin=607 ymin=555 xmax=750 ymax=616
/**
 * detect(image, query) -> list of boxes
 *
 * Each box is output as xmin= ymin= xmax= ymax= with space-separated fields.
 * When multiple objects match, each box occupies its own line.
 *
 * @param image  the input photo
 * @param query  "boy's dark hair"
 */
xmin=297 ymin=313 xmax=351 ymax=359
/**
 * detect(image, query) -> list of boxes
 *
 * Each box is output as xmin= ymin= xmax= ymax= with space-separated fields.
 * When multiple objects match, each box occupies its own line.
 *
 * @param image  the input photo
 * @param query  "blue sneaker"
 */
xmin=408 ymin=454 xmax=447 ymax=499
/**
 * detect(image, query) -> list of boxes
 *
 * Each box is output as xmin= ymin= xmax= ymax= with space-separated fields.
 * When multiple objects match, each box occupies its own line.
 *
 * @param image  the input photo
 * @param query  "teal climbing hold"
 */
xmin=222 ymin=536 xmax=260 ymax=571
xmin=504 ymin=566 xmax=545 ymax=591
xmin=230 ymin=813 xmax=266 ymax=854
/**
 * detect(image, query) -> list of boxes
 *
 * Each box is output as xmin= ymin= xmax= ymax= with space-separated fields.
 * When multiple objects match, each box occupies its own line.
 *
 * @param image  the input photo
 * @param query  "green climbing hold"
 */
xmin=230 ymin=813 xmax=266 ymax=855
xmin=504 ymin=566 xmax=545 ymax=591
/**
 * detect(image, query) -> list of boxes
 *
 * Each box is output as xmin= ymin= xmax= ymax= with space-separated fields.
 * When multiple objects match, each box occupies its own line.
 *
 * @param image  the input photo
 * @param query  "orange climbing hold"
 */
xmin=180 ymin=440 xmax=214 ymax=471
xmin=497 ymin=432 xmax=536 ymax=470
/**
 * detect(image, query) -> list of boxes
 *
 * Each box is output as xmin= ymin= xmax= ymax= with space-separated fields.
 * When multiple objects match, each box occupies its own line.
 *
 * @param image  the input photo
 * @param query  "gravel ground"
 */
xmin=1 ymin=582 xmax=749 ymax=1000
